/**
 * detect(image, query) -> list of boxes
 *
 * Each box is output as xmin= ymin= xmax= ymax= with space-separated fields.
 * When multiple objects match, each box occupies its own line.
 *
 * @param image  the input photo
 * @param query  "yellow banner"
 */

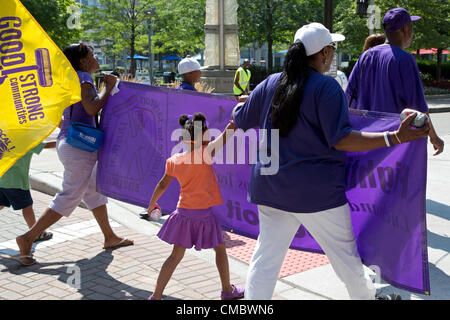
xmin=0 ymin=0 xmax=81 ymax=177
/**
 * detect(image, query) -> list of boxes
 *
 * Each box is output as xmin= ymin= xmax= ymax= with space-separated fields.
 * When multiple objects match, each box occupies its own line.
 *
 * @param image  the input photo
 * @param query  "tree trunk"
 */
xmin=267 ymin=37 xmax=273 ymax=75
xmin=436 ymin=48 xmax=442 ymax=82
xmin=266 ymin=0 xmax=273 ymax=74
xmin=324 ymin=0 xmax=334 ymax=32
xmin=129 ymin=0 xmax=137 ymax=77
xmin=130 ymin=24 xmax=136 ymax=77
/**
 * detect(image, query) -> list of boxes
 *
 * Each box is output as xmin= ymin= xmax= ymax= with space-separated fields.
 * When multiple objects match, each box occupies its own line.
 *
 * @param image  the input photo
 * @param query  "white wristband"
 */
xmin=383 ymin=131 xmax=391 ymax=147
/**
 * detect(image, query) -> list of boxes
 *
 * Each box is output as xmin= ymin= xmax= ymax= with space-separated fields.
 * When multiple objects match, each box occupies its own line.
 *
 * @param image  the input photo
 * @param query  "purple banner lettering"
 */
xmin=97 ymin=82 xmax=429 ymax=294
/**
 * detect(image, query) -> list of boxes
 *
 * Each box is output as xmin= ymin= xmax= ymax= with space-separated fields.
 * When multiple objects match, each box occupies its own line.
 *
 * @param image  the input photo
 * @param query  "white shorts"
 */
xmin=49 ymin=139 xmax=107 ymax=217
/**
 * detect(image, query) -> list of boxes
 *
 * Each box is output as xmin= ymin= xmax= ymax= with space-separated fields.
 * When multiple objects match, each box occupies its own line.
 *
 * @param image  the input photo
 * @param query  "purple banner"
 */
xmin=97 ymin=81 xmax=429 ymax=295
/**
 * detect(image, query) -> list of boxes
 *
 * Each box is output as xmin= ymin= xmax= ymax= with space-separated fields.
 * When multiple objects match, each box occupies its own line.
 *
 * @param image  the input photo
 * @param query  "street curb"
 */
xmin=29 ymin=177 xmax=88 ymax=210
xmin=429 ymin=107 xmax=450 ymax=114
xmin=425 ymin=94 xmax=450 ymax=100
xmin=29 ymin=176 xmax=162 ymax=236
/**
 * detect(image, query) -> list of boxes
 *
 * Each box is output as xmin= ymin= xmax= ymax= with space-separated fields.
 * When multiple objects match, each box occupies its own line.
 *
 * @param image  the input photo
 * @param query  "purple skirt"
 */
xmin=157 ymin=207 xmax=224 ymax=251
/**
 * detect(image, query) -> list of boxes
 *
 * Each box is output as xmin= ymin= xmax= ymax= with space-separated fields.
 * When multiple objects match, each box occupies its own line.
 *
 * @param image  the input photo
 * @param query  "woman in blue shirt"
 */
xmin=233 ymin=23 xmax=429 ymax=300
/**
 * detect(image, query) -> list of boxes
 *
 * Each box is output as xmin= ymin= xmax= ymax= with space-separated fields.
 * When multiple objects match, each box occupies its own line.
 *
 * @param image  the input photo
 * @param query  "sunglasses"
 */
xmin=327 ymin=42 xmax=337 ymax=50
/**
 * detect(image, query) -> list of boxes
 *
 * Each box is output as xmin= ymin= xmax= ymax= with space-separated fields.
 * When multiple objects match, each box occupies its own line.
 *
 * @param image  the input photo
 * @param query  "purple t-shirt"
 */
xmin=345 ymin=44 xmax=428 ymax=113
xmin=233 ymin=70 xmax=353 ymax=213
xmin=177 ymin=81 xmax=197 ymax=91
xmin=58 ymin=71 xmax=97 ymax=140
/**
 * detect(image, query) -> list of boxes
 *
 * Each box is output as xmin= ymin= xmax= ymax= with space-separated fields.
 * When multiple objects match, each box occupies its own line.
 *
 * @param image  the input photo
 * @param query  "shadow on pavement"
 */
xmin=426 ymin=199 xmax=450 ymax=220
xmin=0 ymin=250 xmax=179 ymax=300
xmin=427 ymin=230 xmax=450 ymax=253
xmin=401 ymin=262 xmax=450 ymax=300
xmin=223 ymin=232 xmax=246 ymax=249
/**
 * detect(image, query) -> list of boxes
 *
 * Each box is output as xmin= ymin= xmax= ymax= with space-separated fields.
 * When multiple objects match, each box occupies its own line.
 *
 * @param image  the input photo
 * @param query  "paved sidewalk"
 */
xmin=0 ymin=190 xmax=250 ymax=300
xmin=426 ymin=94 xmax=450 ymax=113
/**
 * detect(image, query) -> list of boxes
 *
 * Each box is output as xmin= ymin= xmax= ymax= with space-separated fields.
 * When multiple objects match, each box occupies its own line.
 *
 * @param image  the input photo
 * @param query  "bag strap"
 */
xmin=348 ymin=53 xmax=368 ymax=109
xmin=70 ymin=105 xmax=100 ymax=128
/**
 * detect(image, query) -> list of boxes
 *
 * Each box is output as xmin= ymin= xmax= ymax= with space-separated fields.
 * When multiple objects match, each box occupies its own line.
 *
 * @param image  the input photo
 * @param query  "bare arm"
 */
xmin=147 ymin=174 xmax=174 ymax=214
xmin=238 ymin=95 xmax=248 ymax=102
xmin=44 ymin=141 xmax=56 ymax=149
xmin=334 ymin=112 xmax=430 ymax=152
xmin=335 ymin=131 xmax=395 ymax=152
xmin=206 ymin=121 xmax=237 ymax=157
xmin=231 ymin=102 xmax=244 ymax=122
xmin=234 ymin=71 xmax=245 ymax=94
xmin=425 ymin=112 xmax=444 ymax=156
xmin=80 ymin=74 xmax=117 ymax=116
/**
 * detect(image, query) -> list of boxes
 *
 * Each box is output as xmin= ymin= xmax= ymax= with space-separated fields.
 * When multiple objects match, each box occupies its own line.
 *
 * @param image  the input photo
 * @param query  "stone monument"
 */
xmin=201 ymin=0 xmax=240 ymax=94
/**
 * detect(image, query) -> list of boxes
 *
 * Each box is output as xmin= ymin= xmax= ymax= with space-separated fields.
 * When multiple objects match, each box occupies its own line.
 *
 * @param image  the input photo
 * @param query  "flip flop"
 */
xmin=139 ymin=213 xmax=151 ymax=221
xmin=34 ymin=231 xmax=53 ymax=243
xmin=103 ymin=238 xmax=134 ymax=250
xmin=1 ymin=254 xmax=36 ymax=266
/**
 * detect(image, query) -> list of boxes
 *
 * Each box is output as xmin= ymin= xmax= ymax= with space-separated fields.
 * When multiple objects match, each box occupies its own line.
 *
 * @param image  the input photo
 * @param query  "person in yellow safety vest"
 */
xmin=233 ymin=59 xmax=251 ymax=97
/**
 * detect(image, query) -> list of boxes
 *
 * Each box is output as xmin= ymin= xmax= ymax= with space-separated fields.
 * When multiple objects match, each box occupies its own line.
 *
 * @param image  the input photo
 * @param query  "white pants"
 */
xmin=49 ymin=139 xmax=107 ymax=217
xmin=245 ymin=204 xmax=376 ymax=300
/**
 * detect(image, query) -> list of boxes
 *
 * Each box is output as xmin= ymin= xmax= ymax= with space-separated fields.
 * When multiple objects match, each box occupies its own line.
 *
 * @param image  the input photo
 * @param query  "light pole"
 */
xmin=357 ymin=0 xmax=378 ymax=35
xmin=324 ymin=0 xmax=337 ymax=78
xmin=324 ymin=0 xmax=333 ymax=32
xmin=368 ymin=0 xmax=376 ymax=35
xmin=146 ymin=8 xmax=156 ymax=85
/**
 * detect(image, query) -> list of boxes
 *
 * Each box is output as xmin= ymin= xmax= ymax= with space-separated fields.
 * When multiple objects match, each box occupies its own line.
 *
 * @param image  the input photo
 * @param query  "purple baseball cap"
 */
xmin=383 ymin=8 xmax=420 ymax=32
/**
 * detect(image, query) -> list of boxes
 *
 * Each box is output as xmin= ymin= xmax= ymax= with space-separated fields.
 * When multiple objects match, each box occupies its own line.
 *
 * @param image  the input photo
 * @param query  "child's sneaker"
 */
xmin=221 ymin=284 xmax=244 ymax=300
xmin=375 ymin=293 xmax=402 ymax=300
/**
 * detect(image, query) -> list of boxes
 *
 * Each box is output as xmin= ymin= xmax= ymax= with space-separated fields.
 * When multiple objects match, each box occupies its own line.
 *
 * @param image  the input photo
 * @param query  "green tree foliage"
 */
xmin=375 ymin=0 xmax=449 ymax=52
xmin=375 ymin=0 xmax=450 ymax=80
xmin=151 ymin=0 xmax=206 ymax=56
xmin=82 ymin=0 xmax=155 ymax=76
xmin=82 ymin=0 xmax=206 ymax=74
xmin=237 ymin=0 xmax=323 ymax=73
xmin=334 ymin=0 xmax=450 ymax=80
xmin=334 ymin=0 xmax=370 ymax=55
xmin=21 ymin=0 xmax=81 ymax=49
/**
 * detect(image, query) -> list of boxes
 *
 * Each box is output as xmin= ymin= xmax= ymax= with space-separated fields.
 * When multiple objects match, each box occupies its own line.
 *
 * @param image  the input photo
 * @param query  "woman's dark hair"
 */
xmin=362 ymin=34 xmax=386 ymax=52
xmin=179 ymin=112 xmax=208 ymax=141
xmin=271 ymin=41 xmax=310 ymax=137
xmin=63 ymin=43 xmax=93 ymax=71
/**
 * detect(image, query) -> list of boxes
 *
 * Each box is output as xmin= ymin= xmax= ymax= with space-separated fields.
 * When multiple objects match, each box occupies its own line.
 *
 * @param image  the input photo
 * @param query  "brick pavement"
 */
xmin=0 ymin=190 xmax=258 ymax=300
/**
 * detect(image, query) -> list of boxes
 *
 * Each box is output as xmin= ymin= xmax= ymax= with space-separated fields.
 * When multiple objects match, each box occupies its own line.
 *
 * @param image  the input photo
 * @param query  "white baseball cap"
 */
xmin=178 ymin=57 xmax=201 ymax=75
xmin=294 ymin=23 xmax=345 ymax=56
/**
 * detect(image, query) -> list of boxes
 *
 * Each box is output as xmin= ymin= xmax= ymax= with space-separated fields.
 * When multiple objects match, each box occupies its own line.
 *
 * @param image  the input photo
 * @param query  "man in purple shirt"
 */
xmin=345 ymin=7 xmax=444 ymax=155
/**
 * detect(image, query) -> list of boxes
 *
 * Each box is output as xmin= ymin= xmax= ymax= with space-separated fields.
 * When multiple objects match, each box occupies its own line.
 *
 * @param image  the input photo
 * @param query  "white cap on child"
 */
xmin=178 ymin=57 xmax=201 ymax=75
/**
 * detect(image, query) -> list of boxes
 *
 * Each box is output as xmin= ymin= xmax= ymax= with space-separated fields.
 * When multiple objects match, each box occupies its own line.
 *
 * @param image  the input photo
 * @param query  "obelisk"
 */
xmin=201 ymin=0 xmax=240 ymax=94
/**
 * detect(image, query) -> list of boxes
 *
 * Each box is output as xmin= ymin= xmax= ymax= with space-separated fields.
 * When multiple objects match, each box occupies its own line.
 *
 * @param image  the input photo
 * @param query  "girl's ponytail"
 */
xmin=179 ymin=112 xmax=208 ymax=142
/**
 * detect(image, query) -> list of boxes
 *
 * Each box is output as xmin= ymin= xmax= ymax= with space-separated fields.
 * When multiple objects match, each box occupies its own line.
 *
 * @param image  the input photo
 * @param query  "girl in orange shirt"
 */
xmin=147 ymin=112 xmax=244 ymax=300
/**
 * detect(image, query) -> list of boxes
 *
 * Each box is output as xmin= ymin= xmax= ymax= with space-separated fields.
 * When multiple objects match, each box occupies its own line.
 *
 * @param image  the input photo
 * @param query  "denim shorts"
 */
xmin=0 ymin=188 xmax=33 ymax=210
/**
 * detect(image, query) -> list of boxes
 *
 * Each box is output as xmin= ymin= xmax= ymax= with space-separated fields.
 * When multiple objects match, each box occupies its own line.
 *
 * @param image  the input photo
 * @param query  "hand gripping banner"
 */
xmin=97 ymin=81 xmax=430 ymax=295
xmin=0 ymin=0 xmax=81 ymax=177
